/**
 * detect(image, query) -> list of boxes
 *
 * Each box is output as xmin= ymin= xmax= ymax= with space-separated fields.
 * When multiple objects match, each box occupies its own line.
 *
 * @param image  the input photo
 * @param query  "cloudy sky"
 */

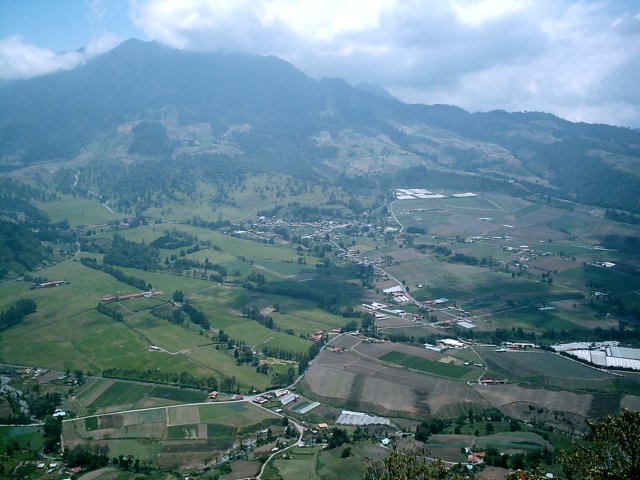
xmin=1 ymin=0 xmax=639 ymax=127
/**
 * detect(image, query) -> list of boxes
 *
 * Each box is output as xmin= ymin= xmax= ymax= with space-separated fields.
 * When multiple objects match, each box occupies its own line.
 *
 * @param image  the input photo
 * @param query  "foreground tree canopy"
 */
xmin=362 ymin=410 xmax=640 ymax=480
xmin=561 ymin=408 xmax=640 ymax=480
xmin=362 ymin=448 xmax=463 ymax=480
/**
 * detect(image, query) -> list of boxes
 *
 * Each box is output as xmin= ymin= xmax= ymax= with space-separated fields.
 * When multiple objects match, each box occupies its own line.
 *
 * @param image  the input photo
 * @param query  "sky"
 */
xmin=1 ymin=0 xmax=639 ymax=127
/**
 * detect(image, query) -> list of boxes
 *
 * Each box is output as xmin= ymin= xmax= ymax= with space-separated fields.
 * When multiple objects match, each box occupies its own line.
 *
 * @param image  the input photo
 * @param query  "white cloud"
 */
xmin=126 ymin=0 xmax=640 ymax=126
xmin=0 ymin=33 xmax=121 ymax=80
xmin=87 ymin=0 xmax=107 ymax=24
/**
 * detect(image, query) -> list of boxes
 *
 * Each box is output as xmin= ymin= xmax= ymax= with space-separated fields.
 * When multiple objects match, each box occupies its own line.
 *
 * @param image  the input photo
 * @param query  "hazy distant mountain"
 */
xmin=1 ymin=38 xmax=639 ymax=212
xmin=355 ymin=82 xmax=396 ymax=100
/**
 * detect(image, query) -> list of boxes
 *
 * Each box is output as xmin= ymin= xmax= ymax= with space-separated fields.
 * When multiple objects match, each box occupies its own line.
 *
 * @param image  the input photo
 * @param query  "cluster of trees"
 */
xmin=102 ymin=368 xmax=217 ymax=390
xmin=63 ymin=445 xmax=109 ymax=470
xmin=233 ymin=345 xmax=256 ymax=366
xmin=261 ymin=346 xmax=306 ymax=362
xmin=43 ymin=416 xmax=62 ymax=453
xmin=80 ymin=257 xmax=151 ymax=291
xmin=327 ymin=427 xmax=350 ymax=449
xmin=270 ymin=367 xmax=296 ymax=387
xmin=242 ymin=306 xmax=275 ymax=329
xmin=150 ymin=232 xmax=194 ymax=250
xmin=128 ymin=121 xmax=174 ymax=157
xmin=243 ymin=271 xmax=266 ymax=290
xmin=0 ymin=220 xmax=46 ymax=275
xmin=26 ymin=392 xmax=61 ymax=419
xmin=181 ymin=301 xmax=211 ymax=330
xmin=298 ymin=336 xmax=326 ymax=374
xmin=0 ymin=392 xmax=29 ymax=424
xmin=112 ymin=454 xmax=146 ymax=473
xmin=483 ymin=446 xmax=554 ymax=471
xmin=0 ymin=298 xmax=36 ymax=331
xmin=605 ymin=208 xmax=640 ymax=225
xmin=187 ymin=216 xmax=231 ymax=231
xmin=103 ymin=234 xmax=159 ymax=270
xmin=95 ymin=303 xmax=124 ymax=322
xmin=415 ymin=418 xmax=447 ymax=441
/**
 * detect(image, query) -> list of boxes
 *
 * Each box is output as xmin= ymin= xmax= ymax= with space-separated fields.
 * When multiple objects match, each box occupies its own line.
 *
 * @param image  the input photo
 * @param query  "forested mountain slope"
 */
xmin=1 ymin=38 xmax=639 ymax=211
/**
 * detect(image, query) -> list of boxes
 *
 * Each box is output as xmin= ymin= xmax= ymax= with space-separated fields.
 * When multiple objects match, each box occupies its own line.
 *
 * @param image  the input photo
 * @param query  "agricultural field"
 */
xmin=477 ymin=349 xmax=614 ymax=390
xmin=2 ymin=165 xmax=640 ymax=478
xmin=379 ymin=351 xmax=474 ymax=380
xmin=301 ymin=348 xmax=489 ymax=419
xmin=36 ymin=195 xmax=123 ymax=227
xmin=72 ymin=379 xmax=208 ymax=415
xmin=63 ymin=401 xmax=281 ymax=470
xmin=471 ymin=383 xmax=631 ymax=431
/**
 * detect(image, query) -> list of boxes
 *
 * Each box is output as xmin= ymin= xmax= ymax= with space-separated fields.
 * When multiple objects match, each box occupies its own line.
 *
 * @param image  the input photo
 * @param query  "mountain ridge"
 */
xmin=1 ymin=38 xmax=639 ymax=212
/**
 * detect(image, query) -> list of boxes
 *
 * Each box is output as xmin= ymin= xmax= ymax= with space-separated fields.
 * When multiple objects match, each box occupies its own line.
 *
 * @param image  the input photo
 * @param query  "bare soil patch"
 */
xmin=305 ymin=349 xmax=488 ymax=418
xmin=329 ymin=334 xmax=362 ymax=350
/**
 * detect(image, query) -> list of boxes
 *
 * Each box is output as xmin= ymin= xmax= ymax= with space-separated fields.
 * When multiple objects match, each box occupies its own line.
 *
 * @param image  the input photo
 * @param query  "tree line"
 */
xmin=80 ymin=257 xmax=151 ymax=291
xmin=0 ymin=298 xmax=36 ymax=331
xmin=102 ymin=368 xmax=218 ymax=390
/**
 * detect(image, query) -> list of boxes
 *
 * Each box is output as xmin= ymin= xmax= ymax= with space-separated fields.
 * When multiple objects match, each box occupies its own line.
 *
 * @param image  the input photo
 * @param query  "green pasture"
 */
xmin=36 ymin=195 xmax=123 ymax=226
xmin=379 ymin=351 xmax=471 ymax=379
xmin=84 ymin=416 xmax=99 ymax=431
xmin=75 ymin=378 xmax=112 ymax=404
xmin=483 ymin=193 xmax=532 ymax=213
xmin=88 ymin=382 xmax=155 ymax=410
xmin=99 ymin=438 xmax=163 ymax=460
xmin=114 ymin=267 xmax=215 ymax=296
xmin=182 ymin=347 xmax=275 ymax=391
xmin=487 ymin=305 xmax=585 ymax=332
xmin=444 ymin=195 xmax=503 ymax=210
xmin=386 ymin=259 xmax=566 ymax=308
xmin=266 ymin=306 xmax=346 ymax=336
xmin=546 ymin=214 xmax=599 ymax=236
xmin=267 ymin=444 xmax=384 ymax=480
xmin=0 ymin=260 xmax=135 ymax=317
xmin=0 ymin=425 xmax=44 ymax=478
xmin=0 ymin=308 xmax=147 ymax=373
xmin=561 ymin=265 xmax=640 ymax=294
xmin=511 ymin=203 xmax=543 ymax=220
xmin=154 ymin=225 xmax=302 ymax=263
xmin=127 ymin=313 xmax=208 ymax=352
xmin=0 ymin=425 xmax=43 ymax=451
xmin=189 ymin=290 xmax=314 ymax=353
xmin=112 ymin=227 xmax=165 ymax=244
xmin=474 ymin=431 xmax=549 ymax=451
xmin=84 ymin=382 xmax=204 ymax=412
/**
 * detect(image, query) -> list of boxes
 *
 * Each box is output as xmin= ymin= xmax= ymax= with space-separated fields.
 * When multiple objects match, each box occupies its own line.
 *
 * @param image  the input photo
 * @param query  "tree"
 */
xmin=362 ymin=448 xmax=464 ymax=480
xmin=172 ymin=290 xmax=184 ymax=303
xmin=561 ymin=409 xmax=640 ymax=480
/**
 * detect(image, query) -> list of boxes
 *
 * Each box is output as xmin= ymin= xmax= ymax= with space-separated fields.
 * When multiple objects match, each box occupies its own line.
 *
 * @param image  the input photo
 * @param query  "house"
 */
xmin=208 ymin=390 xmax=218 ymax=399
xmin=467 ymin=452 xmax=485 ymax=464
